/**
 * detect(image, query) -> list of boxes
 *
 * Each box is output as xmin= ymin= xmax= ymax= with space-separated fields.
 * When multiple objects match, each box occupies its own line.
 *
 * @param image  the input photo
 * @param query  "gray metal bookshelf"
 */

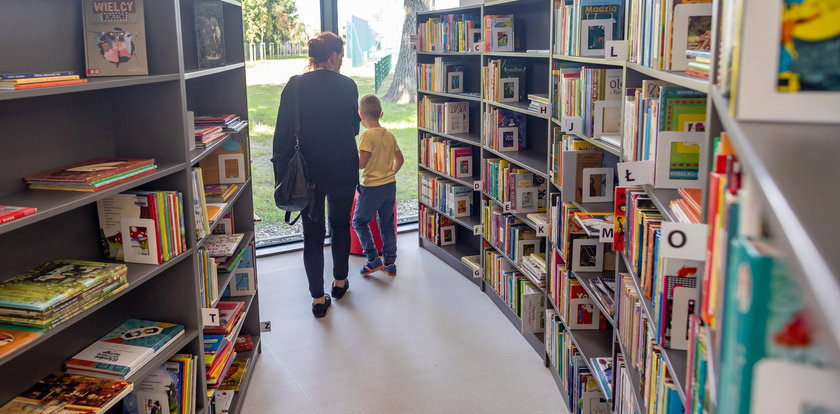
xmin=417 ymin=0 xmax=840 ymax=412
xmin=0 ymin=1 xmax=261 ymax=412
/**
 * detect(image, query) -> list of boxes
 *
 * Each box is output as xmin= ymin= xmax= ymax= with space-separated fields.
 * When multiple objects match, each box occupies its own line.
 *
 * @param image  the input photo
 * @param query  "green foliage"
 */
xmin=243 ymin=0 xmax=307 ymax=44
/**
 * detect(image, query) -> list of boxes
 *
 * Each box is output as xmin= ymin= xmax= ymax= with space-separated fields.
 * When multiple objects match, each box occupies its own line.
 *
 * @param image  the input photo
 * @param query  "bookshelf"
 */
xmin=0 ymin=1 xmax=261 ymax=413
xmin=417 ymin=0 xmax=840 ymax=413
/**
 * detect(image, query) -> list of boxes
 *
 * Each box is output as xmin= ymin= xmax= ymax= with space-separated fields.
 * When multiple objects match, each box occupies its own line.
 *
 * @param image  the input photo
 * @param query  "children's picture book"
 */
xmin=121 ymin=218 xmax=160 ymax=265
xmin=0 ymin=205 xmax=37 ymax=225
xmin=0 ymin=260 xmax=127 ymax=313
xmin=732 ymin=0 xmax=840 ymax=122
xmin=0 ymin=325 xmax=41 ymax=360
xmin=204 ymin=301 xmax=245 ymax=335
xmin=234 ymin=334 xmax=254 ymax=352
xmin=669 ymin=3 xmax=713 ymax=71
xmin=590 ymin=357 xmax=613 ymax=400
xmin=82 ymin=0 xmax=148 ymax=76
xmin=654 ymin=131 xmax=707 ymax=189
xmin=205 ymin=233 xmax=244 ymax=257
xmin=195 ymin=0 xmax=226 ymax=68
xmin=132 ymin=359 xmax=184 ymax=414
xmin=226 ymin=244 xmax=257 ymax=297
xmin=447 ymin=70 xmax=464 ymax=94
xmin=25 ymin=158 xmax=156 ymax=184
xmin=219 ymin=357 xmax=250 ymax=391
xmin=0 ymin=372 xmax=132 ymax=413
xmin=571 ymin=238 xmax=605 ymax=272
xmin=484 ymin=15 xmax=514 ymax=52
xmin=443 ymin=101 xmax=469 ymax=134
xmin=578 ymin=0 xmax=623 ymax=57
xmin=66 ymin=319 xmax=185 ymax=378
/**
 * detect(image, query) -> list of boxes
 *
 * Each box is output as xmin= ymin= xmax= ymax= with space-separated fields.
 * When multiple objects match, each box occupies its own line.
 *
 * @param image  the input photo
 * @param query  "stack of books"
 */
xmin=195 ymin=125 xmax=227 ymax=148
xmin=685 ymin=50 xmax=711 ymax=79
xmin=205 ymin=183 xmax=239 ymax=204
xmin=204 ymin=301 xmax=246 ymax=336
xmin=591 ymin=275 xmax=616 ymax=315
xmin=204 ymin=333 xmax=236 ymax=389
xmin=25 ymin=158 xmax=157 ymax=192
xmin=199 ymin=248 xmax=220 ymax=307
xmin=96 ymin=191 xmax=187 ymax=265
xmin=205 ymin=233 xmax=247 ymax=273
xmin=670 ymin=188 xmax=702 ymax=224
xmin=195 ymin=113 xmax=248 ymax=134
xmin=527 ymin=93 xmax=551 ymax=115
xmin=460 ymin=255 xmax=481 ymax=273
xmin=0 ymin=260 xmax=128 ymax=333
xmin=0 ymin=71 xmax=87 ymax=90
xmin=65 ymin=319 xmax=185 ymax=380
xmin=0 ymin=372 xmax=132 ymax=413
xmin=520 ymin=252 xmax=547 ymax=288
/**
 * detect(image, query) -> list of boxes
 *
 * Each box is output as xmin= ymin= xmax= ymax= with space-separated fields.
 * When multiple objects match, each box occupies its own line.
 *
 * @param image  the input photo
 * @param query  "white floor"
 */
xmin=242 ymin=235 xmax=567 ymax=413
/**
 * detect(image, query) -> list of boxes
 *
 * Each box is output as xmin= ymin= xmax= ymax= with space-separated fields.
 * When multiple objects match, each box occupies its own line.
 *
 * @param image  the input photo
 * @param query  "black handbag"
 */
xmin=274 ymin=75 xmax=315 ymax=225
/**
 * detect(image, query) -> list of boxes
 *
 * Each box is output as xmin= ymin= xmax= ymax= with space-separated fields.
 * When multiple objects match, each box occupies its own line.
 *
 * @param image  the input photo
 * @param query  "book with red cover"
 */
xmin=24 ymin=158 xmax=155 ymax=184
xmin=0 ymin=206 xmax=37 ymax=224
xmin=195 ymin=125 xmax=223 ymax=137
xmin=203 ymin=301 xmax=244 ymax=335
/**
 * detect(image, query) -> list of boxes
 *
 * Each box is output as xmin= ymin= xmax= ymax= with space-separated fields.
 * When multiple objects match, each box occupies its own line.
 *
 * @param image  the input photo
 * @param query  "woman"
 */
xmin=272 ymin=32 xmax=360 ymax=318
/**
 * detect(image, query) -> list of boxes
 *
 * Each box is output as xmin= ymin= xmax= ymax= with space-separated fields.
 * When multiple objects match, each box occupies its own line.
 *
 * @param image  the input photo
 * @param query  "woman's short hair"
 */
xmin=308 ymin=32 xmax=344 ymax=68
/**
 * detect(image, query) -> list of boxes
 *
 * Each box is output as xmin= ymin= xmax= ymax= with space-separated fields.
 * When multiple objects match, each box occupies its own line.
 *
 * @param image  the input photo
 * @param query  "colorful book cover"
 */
xmin=219 ymin=357 xmax=250 ymax=391
xmin=0 ymin=260 xmax=127 ymax=312
xmin=234 ymin=334 xmax=254 ymax=352
xmin=132 ymin=359 xmax=184 ymax=414
xmin=24 ymin=158 xmax=156 ymax=184
xmin=81 ymin=0 xmax=148 ymax=76
xmin=205 ymin=233 xmax=244 ymax=257
xmin=778 ymin=0 xmax=840 ymax=92
xmin=0 ymin=372 xmax=132 ymax=413
xmin=204 ymin=301 xmax=244 ymax=335
xmin=578 ymin=0 xmax=624 ymax=56
xmin=590 ymin=357 xmax=613 ymax=400
xmin=0 ymin=325 xmax=41 ymax=360
xmin=198 ymin=129 xmax=248 ymax=185
xmin=66 ymin=319 xmax=185 ymax=377
xmin=573 ymin=212 xmax=615 ymax=237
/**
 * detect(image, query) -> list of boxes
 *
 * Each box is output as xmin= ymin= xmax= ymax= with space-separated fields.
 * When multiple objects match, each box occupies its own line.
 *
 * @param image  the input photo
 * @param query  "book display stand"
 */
xmin=0 ymin=1 xmax=260 ymax=413
xmin=416 ymin=0 xmax=840 ymax=412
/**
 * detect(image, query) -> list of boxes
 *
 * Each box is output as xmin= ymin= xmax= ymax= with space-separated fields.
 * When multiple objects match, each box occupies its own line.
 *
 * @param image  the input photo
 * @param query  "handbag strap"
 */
xmin=292 ymin=75 xmax=301 ymax=149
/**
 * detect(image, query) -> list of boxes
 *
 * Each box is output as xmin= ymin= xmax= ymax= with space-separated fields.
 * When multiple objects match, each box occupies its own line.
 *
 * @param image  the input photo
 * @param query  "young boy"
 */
xmin=353 ymin=94 xmax=404 ymax=276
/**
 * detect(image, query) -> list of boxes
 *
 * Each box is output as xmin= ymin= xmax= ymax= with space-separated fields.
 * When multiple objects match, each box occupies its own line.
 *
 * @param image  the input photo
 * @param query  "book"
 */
xmin=130 ymin=358 xmax=186 ymax=414
xmin=443 ymin=101 xmax=469 ymax=134
xmin=25 ymin=158 xmax=156 ymax=184
xmin=82 ymin=0 xmax=149 ymax=76
xmin=224 ymin=243 xmax=257 ymax=297
xmin=0 ymin=78 xmax=89 ymax=90
xmin=0 ymin=75 xmax=80 ymax=85
xmin=0 ymin=372 xmax=132 ymax=413
xmin=203 ymin=301 xmax=245 ymax=335
xmin=0 ymin=325 xmax=41 ymax=360
xmin=195 ymin=0 xmax=226 ymax=69
xmin=205 ymin=233 xmax=244 ymax=257
xmin=0 ymin=206 xmax=37 ymax=224
xmin=0 ymin=71 xmax=76 ymax=80
xmin=234 ymin=334 xmax=254 ymax=352
xmin=198 ymin=130 xmax=248 ymax=185
xmin=578 ymin=0 xmax=623 ymax=57
xmin=204 ymin=184 xmax=239 ymax=203
xmin=66 ymin=319 xmax=185 ymax=378
xmin=0 ymin=260 xmax=127 ymax=313
xmin=219 ymin=357 xmax=249 ymax=391
xmin=484 ymin=15 xmax=514 ymax=52
xmin=590 ymin=357 xmax=613 ymax=400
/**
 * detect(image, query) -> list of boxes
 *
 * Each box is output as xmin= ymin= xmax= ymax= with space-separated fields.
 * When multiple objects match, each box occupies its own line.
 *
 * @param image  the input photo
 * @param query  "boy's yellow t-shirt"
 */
xmin=358 ymin=127 xmax=400 ymax=187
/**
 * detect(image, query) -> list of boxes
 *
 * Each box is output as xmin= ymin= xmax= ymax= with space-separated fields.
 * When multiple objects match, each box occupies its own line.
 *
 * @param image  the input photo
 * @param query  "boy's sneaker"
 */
xmin=360 ymin=257 xmax=384 ymax=276
xmin=383 ymin=263 xmax=397 ymax=276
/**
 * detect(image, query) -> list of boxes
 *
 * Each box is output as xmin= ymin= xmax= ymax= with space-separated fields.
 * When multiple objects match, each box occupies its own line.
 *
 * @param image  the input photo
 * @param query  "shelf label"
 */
xmin=560 ymin=117 xmax=582 ymax=135
xmin=534 ymin=102 xmax=552 ymax=116
xmin=260 ymin=321 xmax=272 ymax=332
xmin=409 ymin=34 xmax=419 ymax=51
xmin=473 ymin=267 xmax=482 ymax=278
xmin=473 ymin=224 xmax=483 ymax=236
xmin=606 ymin=40 xmax=628 ymax=61
xmin=472 ymin=42 xmax=482 ymax=53
xmin=617 ymin=161 xmax=655 ymax=186
xmin=536 ymin=224 xmax=547 ymax=237
xmin=473 ymin=180 xmax=483 ymax=191
xmin=660 ymin=222 xmax=707 ymax=261
xmin=503 ymin=202 xmax=512 ymax=213
xmin=599 ymin=223 xmax=614 ymax=242
xmin=202 ymin=308 xmax=220 ymax=327
xmin=430 ymin=43 xmax=444 ymax=52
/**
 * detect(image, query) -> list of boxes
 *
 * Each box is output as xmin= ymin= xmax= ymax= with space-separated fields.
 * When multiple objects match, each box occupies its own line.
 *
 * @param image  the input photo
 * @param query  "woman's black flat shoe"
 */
xmin=331 ymin=279 xmax=349 ymax=300
xmin=312 ymin=294 xmax=332 ymax=318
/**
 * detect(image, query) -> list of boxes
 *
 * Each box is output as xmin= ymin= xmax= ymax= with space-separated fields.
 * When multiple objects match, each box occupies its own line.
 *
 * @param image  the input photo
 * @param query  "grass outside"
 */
xmin=247 ymin=71 xmax=417 ymax=231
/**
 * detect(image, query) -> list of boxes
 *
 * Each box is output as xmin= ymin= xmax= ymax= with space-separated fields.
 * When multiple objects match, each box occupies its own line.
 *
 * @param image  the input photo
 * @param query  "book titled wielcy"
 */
xmin=82 ymin=0 xmax=149 ymax=76
xmin=65 ymin=319 xmax=185 ymax=379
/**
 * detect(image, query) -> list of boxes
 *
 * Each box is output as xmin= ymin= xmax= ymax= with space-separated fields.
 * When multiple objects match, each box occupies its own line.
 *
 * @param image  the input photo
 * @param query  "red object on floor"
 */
xmin=349 ymin=189 xmax=397 ymax=256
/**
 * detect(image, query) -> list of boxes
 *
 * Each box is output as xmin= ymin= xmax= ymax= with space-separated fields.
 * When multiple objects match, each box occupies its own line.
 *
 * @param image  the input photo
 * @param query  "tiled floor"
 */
xmin=242 ymin=236 xmax=567 ymax=413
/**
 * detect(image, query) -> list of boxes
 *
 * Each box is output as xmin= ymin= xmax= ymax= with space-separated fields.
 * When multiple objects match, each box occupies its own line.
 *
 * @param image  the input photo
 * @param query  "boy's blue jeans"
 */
xmin=352 ymin=182 xmax=397 ymax=264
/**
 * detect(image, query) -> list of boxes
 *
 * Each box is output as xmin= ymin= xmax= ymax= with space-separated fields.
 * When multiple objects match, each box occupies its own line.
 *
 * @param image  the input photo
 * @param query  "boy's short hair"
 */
xmin=359 ymin=94 xmax=382 ymax=118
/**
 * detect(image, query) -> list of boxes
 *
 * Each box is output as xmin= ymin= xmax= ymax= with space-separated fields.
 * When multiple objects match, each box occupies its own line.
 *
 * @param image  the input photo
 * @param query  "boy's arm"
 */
xmin=359 ymin=150 xmax=372 ymax=169
xmin=392 ymin=150 xmax=404 ymax=173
